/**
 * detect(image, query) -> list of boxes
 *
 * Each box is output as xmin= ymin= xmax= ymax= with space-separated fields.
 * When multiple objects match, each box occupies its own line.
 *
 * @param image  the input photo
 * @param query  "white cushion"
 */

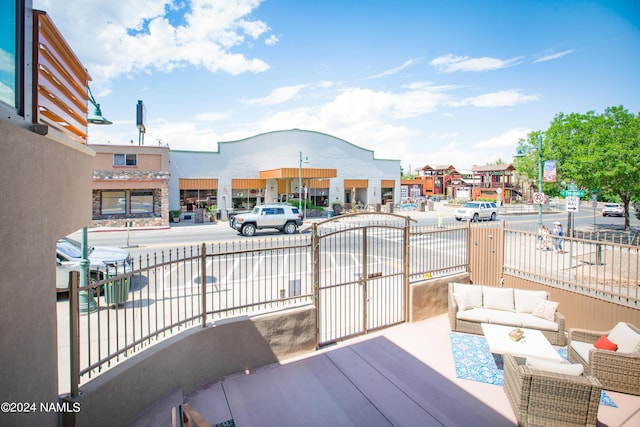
xmin=482 ymin=287 xmax=514 ymax=311
xmin=532 ymin=300 xmax=559 ymax=322
xmin=456 ymin=307 xmax=489 ymax=323
xmin=517 ymin=313 xmax=559 ymax=331
xmin=452 ymin=283 xmax=483 ymax=307
xmin=453 ymin=291 xmax=473 ymax=312
xmin=514 ymin=289 xmax=548 ymax=313
xmin=526 ymin=357 xmax=584 ymax=376
xmin=608 ymin=322 xmax=640 ymax=353
xmin=485 ymin=310 xmax=521 ymax=327
xmin=571 ymin=340 xmax=594 ymax=363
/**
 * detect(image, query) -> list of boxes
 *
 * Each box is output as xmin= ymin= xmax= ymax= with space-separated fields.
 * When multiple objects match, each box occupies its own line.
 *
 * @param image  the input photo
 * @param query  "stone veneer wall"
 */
xmin=91 ymin=171 xmax=170 ymax=228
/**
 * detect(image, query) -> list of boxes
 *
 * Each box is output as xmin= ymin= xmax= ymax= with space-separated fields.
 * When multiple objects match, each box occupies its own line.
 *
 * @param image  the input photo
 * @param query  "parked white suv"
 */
xmin=454 ymin=201 xmax=498 ymax=222
xmin=230 ymin=204 xmax=303 ymax=236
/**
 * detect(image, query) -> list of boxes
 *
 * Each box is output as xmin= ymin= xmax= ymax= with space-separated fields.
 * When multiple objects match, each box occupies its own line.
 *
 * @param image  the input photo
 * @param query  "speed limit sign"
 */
xmin=533 ymin=192 xmax=545 ymax=204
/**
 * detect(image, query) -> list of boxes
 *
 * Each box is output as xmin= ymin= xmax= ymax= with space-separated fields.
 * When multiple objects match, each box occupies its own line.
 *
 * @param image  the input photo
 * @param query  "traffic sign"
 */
xmin=561 ymin=189 xmax=585 ymax=197
xmin=533 ymin=192 xmax=545 ymax=204
xmin=566 ymin=196 xmax=580 ymax=212
xmin=562 ymin=183 xmax=585 ymax=197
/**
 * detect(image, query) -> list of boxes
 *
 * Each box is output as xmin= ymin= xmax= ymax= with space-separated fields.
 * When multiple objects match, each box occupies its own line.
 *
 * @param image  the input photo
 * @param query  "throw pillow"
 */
xmin=452 ymin=283 xmax=483 ymax=307
xmin=482 ymin=287 xmax=514 ymax=311
xmin=526 ymin=357 xmax=584 ymax=376
xmin=453 ymin=291 xmax=473 ymax=312
xmin=532 ymin=299 xmax=559 ymax=322
xmin=513 ymin=289 xmax=548 ymax=313
xmin=594 ymin=335 xmax=618 ymax=351
xmin=607 ymin=322 xmax=640 ymax=353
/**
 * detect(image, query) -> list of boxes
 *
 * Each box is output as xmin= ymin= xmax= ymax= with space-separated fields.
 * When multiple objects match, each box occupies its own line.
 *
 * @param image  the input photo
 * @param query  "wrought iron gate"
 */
xmin=313 ymin=213 xmax=410 ymax=346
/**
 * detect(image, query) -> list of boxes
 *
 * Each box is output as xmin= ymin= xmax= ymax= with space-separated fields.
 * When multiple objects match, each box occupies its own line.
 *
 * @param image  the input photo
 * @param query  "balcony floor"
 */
xmin=182 ymin=314 xmax=639 ymax=426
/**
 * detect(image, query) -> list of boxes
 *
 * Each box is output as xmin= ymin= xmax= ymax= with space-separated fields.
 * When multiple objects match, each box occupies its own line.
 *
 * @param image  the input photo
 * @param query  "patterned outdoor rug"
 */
xmin=449 ymin=332 xmax=616 ymax=407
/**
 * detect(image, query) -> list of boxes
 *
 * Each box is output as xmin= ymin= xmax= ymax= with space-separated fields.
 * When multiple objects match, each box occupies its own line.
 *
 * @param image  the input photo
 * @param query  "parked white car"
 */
xmin=602 ymin=203 xmax=624 ymax=217
xmin=454 ymin=201 xmax=498 ymax=222
xmin=56 ymin=238 xmax=133 ymax=292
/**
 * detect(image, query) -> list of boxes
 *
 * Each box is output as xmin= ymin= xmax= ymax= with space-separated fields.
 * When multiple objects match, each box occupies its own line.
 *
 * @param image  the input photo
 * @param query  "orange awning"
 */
xmin=179 ymin=178 xmax=218 ymax=190
xmin=259 ymin=168 xmax=337 ymax=179
xmin=344 ymin=179 xmax=368 ymax=189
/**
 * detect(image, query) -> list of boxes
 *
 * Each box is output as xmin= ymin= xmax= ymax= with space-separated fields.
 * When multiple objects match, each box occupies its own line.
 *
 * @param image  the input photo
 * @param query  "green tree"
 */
xmin=516 ymin=106 xmax=640 ymax=230
xmin=513 ymin=130 xmax=544 ymax=192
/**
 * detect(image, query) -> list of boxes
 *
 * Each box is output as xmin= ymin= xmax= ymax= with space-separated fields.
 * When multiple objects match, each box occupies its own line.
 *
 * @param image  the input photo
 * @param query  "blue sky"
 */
xmin=33 ymin=0 xmax=640 ymax=172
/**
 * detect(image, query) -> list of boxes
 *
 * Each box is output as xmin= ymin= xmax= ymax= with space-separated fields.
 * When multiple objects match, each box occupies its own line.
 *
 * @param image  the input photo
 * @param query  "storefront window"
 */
xmin=130 ymin=190 xmax=154 ymax=213
xmin=0 ymin=0 xmax=18 ymax=108
xmin=232 ymin=190 xmax=259 ymax=209
xmin=101 ymin=191 xmax=126 ymax=215
xmin=180 ymin=189 xmax=216 ymax=211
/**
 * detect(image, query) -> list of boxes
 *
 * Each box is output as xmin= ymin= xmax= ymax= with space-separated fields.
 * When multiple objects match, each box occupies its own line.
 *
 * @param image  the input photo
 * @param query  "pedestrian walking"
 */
xmin=537 ymin=225 xmax=552 ymax=250
xmin=552 ymin=221 xmax=563 ymax=253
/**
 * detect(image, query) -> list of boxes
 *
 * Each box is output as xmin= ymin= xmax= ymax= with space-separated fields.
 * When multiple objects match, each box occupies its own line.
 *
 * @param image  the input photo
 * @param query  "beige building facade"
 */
xmin=90 ymin=144 xmax=171 ymax=228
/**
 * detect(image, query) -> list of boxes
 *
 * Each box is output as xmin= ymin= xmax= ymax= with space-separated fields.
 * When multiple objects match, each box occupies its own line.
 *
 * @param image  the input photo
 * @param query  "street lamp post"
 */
xmin=536 ymin=133 xmax=543 ymax=227
xmin=299 ymin=151 xmax=308 ymax=218
xmin=82 ymin=87 xmax=113 ymax=313
xmin=515 ymin=133 xmax=543 ymax=227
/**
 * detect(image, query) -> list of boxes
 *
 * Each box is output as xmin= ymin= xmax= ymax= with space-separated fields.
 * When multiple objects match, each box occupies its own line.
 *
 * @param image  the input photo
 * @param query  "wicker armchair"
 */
xmin=503 ymin=353 xmax=602 ymax=426
xmin=567 ymin=323 xmax=640 ymax=396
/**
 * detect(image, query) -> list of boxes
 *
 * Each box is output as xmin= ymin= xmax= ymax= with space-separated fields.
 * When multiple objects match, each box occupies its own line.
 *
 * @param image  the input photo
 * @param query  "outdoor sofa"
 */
xmin=503 ymin=353 xmax=602 ymax=426
xmin=448 ymin=282 xmax=566 ymax=346
xmin=567 ymin=322 xmax=640 ymax=396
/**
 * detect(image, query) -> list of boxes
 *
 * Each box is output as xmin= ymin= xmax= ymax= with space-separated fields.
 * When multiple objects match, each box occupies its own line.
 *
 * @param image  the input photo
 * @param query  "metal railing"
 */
xmin=503 ymin=225 xmax=639 ymax=307
xmin=409 ymin=223 xmax=468 ymax=280
xmin=65 ymin=218 xmax=637 ymax=395
xmin=68 ymin=236 xmax=313 ymax=395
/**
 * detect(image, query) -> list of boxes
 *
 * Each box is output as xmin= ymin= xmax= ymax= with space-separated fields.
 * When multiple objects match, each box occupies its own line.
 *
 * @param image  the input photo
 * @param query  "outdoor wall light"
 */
xmin=87 ymin=86 xmax=112 ymax=125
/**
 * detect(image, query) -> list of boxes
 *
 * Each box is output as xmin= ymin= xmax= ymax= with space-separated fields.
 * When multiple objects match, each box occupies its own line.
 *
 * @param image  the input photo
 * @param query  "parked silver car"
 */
xmin=454 ymin=201 xmax=498 ymax=222
xmin=56 ymin=237 xmax=133 ymax=292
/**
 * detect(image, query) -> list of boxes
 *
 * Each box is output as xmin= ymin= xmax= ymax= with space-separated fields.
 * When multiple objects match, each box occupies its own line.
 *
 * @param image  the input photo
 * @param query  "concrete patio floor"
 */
xmin=177 ymin=314 xmax=640 ymax=427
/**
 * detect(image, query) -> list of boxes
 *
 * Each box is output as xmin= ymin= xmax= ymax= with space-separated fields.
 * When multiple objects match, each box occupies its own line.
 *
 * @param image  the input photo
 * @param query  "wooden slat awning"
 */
xmin=179 ymin=178 xmax=218 ymax=190
xmin=232 ymin=178 xmax=266 ymax=189
xmin=381 ymin=180 xmax=395 ymax=188
xmin=344 ymin=179 xmax=368 ymax=189
xmin=260 ymin=168 xmax=337 ymax=179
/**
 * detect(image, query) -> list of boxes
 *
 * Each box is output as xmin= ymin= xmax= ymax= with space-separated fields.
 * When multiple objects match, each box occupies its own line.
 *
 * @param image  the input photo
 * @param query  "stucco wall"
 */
xmin=0 ymin=121 xmax=94 ymax=427
xmin=66 ymin=305 xmax=317 ymax=427
xmin=410 ymin=272 xmax=471 ymax=322
xmin=62 ymin=271 xmax=473 ymax=426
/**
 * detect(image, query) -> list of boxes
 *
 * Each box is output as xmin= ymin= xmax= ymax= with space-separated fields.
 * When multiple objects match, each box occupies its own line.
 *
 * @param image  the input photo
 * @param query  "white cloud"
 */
xmin=317 ymin=81 xmax=335 ymax=89
xmin=430 ymin=131 xmax=459 ymax=139
xmin=473 ymin=128 xmax=531 ymax=149
xmin=415 ymin=128 xmax=530 ymax=170
xmin=244 ymin=84 xmax=309 ymax=105
xmin=0 ymin=49 xmax=15 ymax=73
xmin=534 ymin=49 xmax=575 ymax=63
xmin=33 ymin=0 xmax=271 ymax=86
xmin=0 ymin=82 xmax=14 ymax=103
xmin=368 ymin=59 xmax=419 ymax=79
xmin=431 ymin=54 xmax=522 ymax=73
xmin=450 ymin=89 xmax=540 ymax=108
xmin=194 ymin=111 xmax=230 ymax=122
xmin=265 ymin=34 xmax=279 ymax=46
